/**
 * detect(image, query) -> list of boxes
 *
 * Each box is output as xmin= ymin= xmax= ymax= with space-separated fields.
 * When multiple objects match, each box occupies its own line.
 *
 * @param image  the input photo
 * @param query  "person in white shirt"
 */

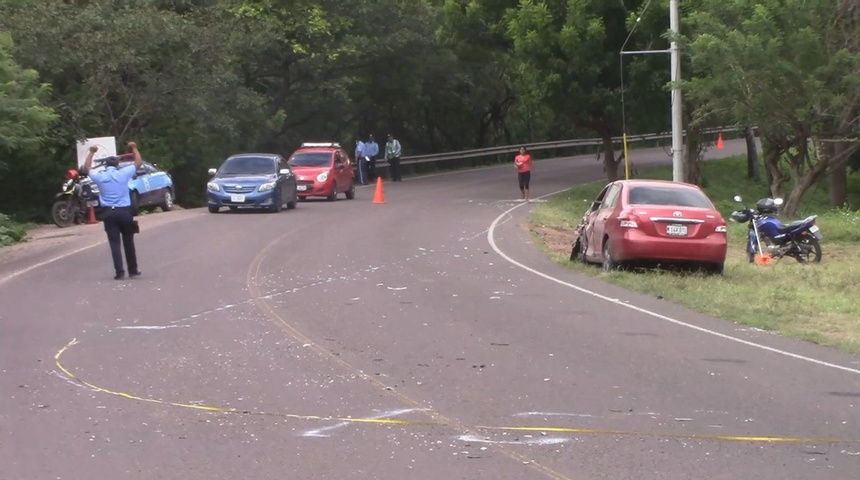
xmin=354 ymin=137 xmax=367 ymax=184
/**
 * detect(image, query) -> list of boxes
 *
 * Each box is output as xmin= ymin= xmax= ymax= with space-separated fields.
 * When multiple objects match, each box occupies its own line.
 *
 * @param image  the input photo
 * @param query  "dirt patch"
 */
xmin=530 ymin=225 xmax=574 ymax=258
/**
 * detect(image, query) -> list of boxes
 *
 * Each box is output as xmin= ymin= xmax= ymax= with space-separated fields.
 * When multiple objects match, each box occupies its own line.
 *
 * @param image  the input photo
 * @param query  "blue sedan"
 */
xmin=206 ymin=154 xmax=298 ymax=213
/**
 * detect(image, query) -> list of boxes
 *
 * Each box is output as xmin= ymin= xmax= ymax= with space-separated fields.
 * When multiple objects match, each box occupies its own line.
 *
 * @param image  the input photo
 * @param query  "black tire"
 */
xmin=161 ymin=189 xmax=174 ymax=211
xmin=794 ymin=236 xmax=822 ymax=263
xmin=270 ymin=189 xmax=282 ymax=213
xmin=602 ymin=239 xmax=618 ymax=272
xmin=747 ymin=237 xmax=757 ymax=263
xmin=51 ymin=200 xmax=75 ymax=228
xmin=286 ymin=192 xmax=297 ymax=210
xmin=327 ymin=182 xmax=338 ymax=201
xmin=345 ymin=181 xmax=355 ymax=200
xmin=208 ymin=205 xmax=220 ymax=213
xmin=130 ymin=191 xmax=141 ymax=217
xmin=569 ymin=237 xmax=580 ymax=262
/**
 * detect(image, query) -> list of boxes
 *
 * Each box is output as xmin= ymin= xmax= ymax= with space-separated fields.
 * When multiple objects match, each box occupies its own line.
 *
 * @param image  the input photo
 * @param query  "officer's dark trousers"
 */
xmin=103 ymin=207 xmax=138 ymax=275
xmin=389 ymin=157 xmax=402 ymax=181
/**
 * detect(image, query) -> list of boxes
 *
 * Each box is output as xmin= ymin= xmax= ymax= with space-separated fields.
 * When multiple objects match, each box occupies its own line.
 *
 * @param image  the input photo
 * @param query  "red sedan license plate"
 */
xmin=666 ymin=224 xmax=688 ymax=236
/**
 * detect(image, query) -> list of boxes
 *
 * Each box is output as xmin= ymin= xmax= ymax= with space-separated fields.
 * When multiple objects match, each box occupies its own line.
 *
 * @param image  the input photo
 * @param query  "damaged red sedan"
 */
xmin=570 ymin=180 xmax=727 ymax=274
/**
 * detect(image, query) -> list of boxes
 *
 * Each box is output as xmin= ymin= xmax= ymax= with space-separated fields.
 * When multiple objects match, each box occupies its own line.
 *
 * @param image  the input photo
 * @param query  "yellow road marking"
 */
xmin=55 ymin=338 xmax=859 ymax=446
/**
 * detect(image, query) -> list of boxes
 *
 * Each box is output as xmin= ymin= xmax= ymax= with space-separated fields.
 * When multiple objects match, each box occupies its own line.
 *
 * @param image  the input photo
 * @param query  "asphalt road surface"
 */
xmin=2 ymin=140 xmax=858 ymax=480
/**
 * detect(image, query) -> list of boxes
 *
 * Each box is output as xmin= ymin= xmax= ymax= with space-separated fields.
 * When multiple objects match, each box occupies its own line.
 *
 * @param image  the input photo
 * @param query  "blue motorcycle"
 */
xmin=730 ymin=196 xmax=823 ymax=263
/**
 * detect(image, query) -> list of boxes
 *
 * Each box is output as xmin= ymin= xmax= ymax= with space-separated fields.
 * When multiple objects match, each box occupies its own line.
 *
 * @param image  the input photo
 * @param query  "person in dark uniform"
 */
xmin=84 ymin=142 xmax=143 ymax=280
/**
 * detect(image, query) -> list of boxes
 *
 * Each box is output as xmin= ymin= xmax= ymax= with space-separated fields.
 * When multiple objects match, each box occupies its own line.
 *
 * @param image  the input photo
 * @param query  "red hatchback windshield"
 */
xmin=289 ymin=152 xmax=332 ymax=167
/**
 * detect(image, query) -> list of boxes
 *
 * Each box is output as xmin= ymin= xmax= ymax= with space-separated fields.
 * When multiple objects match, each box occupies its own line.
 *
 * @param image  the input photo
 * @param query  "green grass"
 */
xmin=0 ymin=213 xmax=30 ymax=247
xmin=529 ymin=156 xmax=860 ymax=354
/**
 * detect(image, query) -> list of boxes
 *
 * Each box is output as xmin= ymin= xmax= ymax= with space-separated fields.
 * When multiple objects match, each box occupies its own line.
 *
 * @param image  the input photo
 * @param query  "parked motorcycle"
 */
xmin=51 ymin=169 xmax=99 ymax=228
xmin=730 ymin=195 xmax=823 ymax=263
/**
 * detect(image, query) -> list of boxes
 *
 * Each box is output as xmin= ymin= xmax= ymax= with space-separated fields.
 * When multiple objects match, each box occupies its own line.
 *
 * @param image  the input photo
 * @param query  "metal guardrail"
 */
xmin=373 ymin=125 xmax=743 ymax=167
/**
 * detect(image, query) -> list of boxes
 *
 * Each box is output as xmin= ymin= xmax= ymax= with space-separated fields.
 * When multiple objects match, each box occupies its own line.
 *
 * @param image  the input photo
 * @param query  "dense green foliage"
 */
xmin=0 ymin=212 xmax=28 ymax=246
xmin=0 ymin=0 xmax=856 ymax=223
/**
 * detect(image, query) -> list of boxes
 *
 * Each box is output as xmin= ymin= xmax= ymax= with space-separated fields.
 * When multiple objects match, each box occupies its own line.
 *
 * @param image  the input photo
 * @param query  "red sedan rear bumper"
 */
xmin=613 ymin=230 xmax=727 ymax=264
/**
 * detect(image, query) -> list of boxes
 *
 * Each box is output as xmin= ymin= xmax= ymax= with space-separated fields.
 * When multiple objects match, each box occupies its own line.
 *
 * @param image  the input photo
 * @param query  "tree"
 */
xmin=504 ymin=0 xmax=650 ymax=181
xmin=0 ymin=32 xmax=57 ymax=174
xmin=685 ymin=0 xmax=860 ymax=216
xmin=437 ymin=0 xmax=522 ymax=148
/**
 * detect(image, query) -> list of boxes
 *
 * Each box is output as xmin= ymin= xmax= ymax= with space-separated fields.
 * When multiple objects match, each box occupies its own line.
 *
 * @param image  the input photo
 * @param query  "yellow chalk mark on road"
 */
xmin=55 ymin=338 xmax=860 ymax=448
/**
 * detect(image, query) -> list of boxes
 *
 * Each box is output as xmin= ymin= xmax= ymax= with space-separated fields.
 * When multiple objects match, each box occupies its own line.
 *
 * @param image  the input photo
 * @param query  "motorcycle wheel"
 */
xmin=747 ymin=239 xmax=757 ymax=263
xmin=793 ymin=237 xmax=822 ymax=263
xmin=52 ymin=200 xmax=76 ymax=228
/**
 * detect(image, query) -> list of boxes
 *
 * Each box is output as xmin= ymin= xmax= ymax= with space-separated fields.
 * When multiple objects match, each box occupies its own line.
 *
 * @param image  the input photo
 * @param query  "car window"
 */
xmin=219 ymin=156 xmax=276 ymax=175
xmin=289 ymin=152 xmax=332 ymax=167
xmin=628 ymin=186 xmax=714 ymax=208
xmin=587 ymin=185 xmax=611 ymax=213
xmin=602 ymin=184 xmax=622 ymax=209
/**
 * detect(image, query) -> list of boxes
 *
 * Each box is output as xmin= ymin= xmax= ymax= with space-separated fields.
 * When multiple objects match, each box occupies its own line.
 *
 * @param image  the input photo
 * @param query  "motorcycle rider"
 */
xmin=84 ymin=142 xmax=143 ymax=280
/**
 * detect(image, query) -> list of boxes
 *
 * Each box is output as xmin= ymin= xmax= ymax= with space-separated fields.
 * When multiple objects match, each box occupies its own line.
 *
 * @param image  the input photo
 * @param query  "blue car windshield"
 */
xmin=289 ymin=152 xmax=332 ymax=167
xmin=628 ymin=186 xmax=713 ymax=209
xmin=219 ymin=157 xmax=276 ymax=175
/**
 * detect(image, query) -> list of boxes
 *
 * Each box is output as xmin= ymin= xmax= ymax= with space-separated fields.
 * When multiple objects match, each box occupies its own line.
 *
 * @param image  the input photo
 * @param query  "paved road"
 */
xmin=2 ymin=140 xmax=858 ymax=480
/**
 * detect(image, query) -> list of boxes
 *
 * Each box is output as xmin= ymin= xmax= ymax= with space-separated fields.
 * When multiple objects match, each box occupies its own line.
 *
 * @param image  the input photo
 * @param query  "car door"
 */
xmin=583 ymin=185 xmax=611 ymax=260
xmin=278 ymin=157 xmax=296 ymax=202
xmin=334 ymin=151 xmax=349 ymax=191
xmin=590 ymin=183 xmax=623 ymax=259
xmin=133 ymin=163 xmax=156 ymax=206
xmin=147 ymin=163 xmax=172 ymax=197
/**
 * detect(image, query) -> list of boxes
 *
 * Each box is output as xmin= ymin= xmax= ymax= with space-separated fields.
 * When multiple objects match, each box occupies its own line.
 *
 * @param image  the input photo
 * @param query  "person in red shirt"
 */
xmin=514 ymin=146 xmax=532 ymax=201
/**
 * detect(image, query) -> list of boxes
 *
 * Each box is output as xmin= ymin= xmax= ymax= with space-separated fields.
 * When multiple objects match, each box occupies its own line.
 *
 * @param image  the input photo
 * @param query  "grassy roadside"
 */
xmin=529 ymin=156 xmax=860 ymax=354
xmin=0 ymin=213 xmax=30 ymax=247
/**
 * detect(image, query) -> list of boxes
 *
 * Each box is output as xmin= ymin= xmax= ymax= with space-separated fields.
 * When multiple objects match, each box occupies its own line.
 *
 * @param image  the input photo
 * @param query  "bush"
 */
xmin=0 ymin=213 xmax=29 ymax=246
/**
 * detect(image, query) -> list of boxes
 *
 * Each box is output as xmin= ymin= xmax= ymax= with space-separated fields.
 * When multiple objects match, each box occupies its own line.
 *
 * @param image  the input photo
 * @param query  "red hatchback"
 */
xmin=570 ymin=180 xmax=727 ymax=274
xmin=287 ymin=143 xmax=356 ymax=201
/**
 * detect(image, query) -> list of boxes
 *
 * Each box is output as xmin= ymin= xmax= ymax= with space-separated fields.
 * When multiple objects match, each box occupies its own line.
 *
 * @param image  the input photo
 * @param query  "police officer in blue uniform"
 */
xmin=84 ymin=142 xmax=143 ymax=280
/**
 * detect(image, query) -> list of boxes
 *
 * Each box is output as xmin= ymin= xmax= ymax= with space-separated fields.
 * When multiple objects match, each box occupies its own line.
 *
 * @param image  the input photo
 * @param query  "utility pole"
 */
xmin=669 ymin=0 xmax=684 ymax=183
xmin=621 ymin=1 xmax=685 ymax=182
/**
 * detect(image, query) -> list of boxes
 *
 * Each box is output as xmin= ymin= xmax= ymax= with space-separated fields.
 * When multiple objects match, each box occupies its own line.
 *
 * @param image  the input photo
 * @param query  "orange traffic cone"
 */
xmin=716 ymin=132 xmax=724 ymax=150
xmin=85 ymin=206 xmax=99 ymax=225
xmin=372 ymin=177 xmax=385 ymax=204
xmin=754 ymin=253 xmax=773 ymax=265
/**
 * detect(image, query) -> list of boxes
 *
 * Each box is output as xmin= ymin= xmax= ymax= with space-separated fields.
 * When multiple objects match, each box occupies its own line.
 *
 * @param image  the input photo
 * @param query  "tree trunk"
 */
xmin=745 ymin=126 xmax=760 ymax=181
xmin=829 ymin=142 xmax=848 ymax=208
xmin=601 ymin=133 xmax=619 ymax=182
xmin=761 ymin=138 xmax=787 ymax=199
xmin=684 ymin=126 xmax=702 ymax=185
xmin=782 ymin=174 xmax=816 ymax=217
xmin=782 ymin=138 xmax=830 ymax=217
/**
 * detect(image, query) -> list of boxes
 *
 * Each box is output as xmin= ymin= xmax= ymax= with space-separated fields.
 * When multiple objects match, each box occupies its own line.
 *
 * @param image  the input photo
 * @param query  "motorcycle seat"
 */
xmin=777 ymin=219 xmax=810 ymax=233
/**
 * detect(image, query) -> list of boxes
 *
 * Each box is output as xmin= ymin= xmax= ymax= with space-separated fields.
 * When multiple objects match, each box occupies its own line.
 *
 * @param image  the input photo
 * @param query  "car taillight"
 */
xmin=618 ymin=213 xmax=639 ymax=228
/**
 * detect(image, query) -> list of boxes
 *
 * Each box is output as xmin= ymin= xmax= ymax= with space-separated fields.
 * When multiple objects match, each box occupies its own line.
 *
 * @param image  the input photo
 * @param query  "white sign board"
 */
xmin=76 ymin=136 xmax=117 ymax=168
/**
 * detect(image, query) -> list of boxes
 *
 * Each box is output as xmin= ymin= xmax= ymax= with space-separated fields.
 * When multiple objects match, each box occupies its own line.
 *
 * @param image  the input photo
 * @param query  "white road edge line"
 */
xmin=487 ymin=187 xmax=860 ymax=376
xmin=0 ymin=241 xmax=104 ymax=287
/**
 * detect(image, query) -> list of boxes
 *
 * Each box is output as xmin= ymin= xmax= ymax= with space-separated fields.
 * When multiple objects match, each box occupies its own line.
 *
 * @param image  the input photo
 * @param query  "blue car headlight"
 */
xmin=207 ymin=182 xmax=221 ymax=192
xmin=259 ymin=181 xmax=276 ymax=192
